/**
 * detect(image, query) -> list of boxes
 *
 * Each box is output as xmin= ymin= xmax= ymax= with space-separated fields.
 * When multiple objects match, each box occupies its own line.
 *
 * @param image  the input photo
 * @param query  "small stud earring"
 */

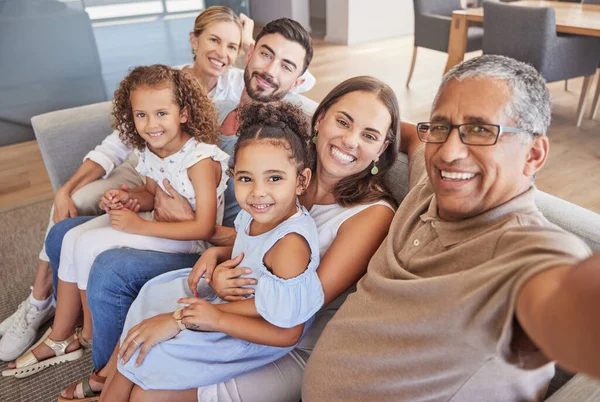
xmin=370 ymin=159 xmax=379 ymax=175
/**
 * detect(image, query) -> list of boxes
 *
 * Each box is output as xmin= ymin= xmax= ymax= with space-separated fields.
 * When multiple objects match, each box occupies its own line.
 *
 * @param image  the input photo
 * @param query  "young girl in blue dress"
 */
xmin=101 ymin=102 xmax=324 ymax=398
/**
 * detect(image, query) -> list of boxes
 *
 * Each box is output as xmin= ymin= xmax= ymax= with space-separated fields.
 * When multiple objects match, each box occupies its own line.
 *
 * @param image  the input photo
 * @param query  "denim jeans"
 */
xmin=87 ymin=249 xmax=198 ymax=368
xmin=45 ymin=216 xmax=199 ymax=368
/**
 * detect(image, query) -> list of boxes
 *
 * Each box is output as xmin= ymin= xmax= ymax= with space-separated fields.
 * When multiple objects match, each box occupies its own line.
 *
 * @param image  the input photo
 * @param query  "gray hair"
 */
xmin=434 ymin=55 xmax=551 ymax=138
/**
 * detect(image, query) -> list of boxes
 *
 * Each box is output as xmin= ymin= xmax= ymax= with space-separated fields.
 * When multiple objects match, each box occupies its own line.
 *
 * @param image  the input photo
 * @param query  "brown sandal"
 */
xmin=57 ymin=369 xmax=106 ymax=401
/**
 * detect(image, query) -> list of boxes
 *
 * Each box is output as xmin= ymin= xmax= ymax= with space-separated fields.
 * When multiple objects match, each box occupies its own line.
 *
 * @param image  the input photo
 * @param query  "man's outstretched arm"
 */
xmin=517 ymin=253 xmax=600 ymax=378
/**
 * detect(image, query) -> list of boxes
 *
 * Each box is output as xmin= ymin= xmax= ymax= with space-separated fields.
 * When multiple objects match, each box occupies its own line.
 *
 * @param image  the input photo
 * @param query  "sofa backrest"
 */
xmin=32 ymin=98 xmax=600 ymax=252
xmin=32 ymin=94 xmax=318 ymax=191
xmin=383 ymin=153 xmax=600 ymax=252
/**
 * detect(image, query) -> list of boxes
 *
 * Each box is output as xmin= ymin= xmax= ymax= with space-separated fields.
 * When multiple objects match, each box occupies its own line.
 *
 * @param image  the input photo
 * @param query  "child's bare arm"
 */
xmin=135 ymin=158 xmax=219 ymax=240
xmin=178 ymin=297 xmax=304 ymax=347
xmin=263 ymin=233 xmax=311 ymax=279
xmin=179 ymin=234 xmax=313 ymax=346
xmin=129 ymin=179 xmax=156 ymax=211
xmin=207 ymin=234 xmax=311 ymax=316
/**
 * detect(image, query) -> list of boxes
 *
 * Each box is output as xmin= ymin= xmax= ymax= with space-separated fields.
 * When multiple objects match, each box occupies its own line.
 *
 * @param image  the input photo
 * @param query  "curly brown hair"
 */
xmin=112 ymin=64 xmax=219 ymax=150
xmin=233 ymin=101 xmax=313 ymax=174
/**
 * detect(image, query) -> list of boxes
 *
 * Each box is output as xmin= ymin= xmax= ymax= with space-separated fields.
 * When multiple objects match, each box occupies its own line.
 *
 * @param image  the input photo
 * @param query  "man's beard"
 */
xmin=243 ymin=69 xmax=286 ymax=102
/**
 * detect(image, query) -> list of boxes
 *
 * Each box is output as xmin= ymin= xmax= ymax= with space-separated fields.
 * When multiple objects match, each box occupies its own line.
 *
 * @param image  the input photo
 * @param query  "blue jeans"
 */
xmin=45 ymin=217 xmax=199 ymax=368
xmin=87 ymin=249 xmax=198 ymax=368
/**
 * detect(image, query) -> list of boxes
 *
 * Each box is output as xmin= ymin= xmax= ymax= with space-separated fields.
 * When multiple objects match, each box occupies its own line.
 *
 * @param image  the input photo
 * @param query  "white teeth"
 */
xmin=441 ymin=170 xmax=475 ymax=180
xmin=251 ymin=204 xmax=271 ymax=210
xmin=209 ymin=58 xmax=225 ymax=67
xmin=148 ymin=132 xmax=163 ymax=137
xmin=330 ymin=146 xmax=356 ymax=163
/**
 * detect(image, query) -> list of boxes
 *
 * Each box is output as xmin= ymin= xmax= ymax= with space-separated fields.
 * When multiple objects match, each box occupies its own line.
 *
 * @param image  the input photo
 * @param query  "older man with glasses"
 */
xmin=303 ymin=54 xmax=600 ymax=401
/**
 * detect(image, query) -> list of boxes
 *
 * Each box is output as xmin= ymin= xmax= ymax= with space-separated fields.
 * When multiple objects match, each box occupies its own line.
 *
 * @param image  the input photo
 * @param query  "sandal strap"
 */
xmin=63 ymin=381 xmax=78 ymax=399
xmin=75 ymin=327 xmax=93 ymax=349
xmin=43 ymin=334 xmax=76 ymax=356
xmin=15 ymin=350 xmax=39 ymax=369
xmin=81 ymin=377 xmax=96 ymax=398
xmin=89 ymin=370 xmax=107 ymax=384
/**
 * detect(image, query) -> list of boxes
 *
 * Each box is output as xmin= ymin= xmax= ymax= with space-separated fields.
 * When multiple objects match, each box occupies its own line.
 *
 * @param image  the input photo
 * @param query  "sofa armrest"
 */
xmin=535 ymin=190 xmax=600 ymax=252
xmin=31 ymin=101 xmax=113 ymax=191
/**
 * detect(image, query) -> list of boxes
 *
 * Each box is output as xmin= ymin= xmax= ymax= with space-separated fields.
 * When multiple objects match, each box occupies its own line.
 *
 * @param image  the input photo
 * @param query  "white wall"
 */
xmin=325 ymin=0 xmax=349 ymax=44
xmin=249 ymin=0 xmax=311 ymax=32
xmin=326 ymin=0 xmax=414 ymax=45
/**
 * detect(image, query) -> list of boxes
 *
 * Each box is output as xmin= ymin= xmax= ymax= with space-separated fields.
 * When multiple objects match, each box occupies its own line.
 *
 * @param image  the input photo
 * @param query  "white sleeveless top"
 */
xmin=310 ymin=200 xmax=394 ymax=258
xmin=296 ymin=199 xmax=395 ymax=354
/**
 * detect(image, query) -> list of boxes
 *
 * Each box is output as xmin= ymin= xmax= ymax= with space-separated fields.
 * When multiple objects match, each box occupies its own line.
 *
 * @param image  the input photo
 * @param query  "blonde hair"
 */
xmin=192 ymin=6 xmax=242 ymax=43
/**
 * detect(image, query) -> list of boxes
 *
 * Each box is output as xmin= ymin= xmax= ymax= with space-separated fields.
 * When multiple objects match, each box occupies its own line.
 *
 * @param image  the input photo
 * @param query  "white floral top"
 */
xmin=135 ymin=138 xmax=230 ymax=224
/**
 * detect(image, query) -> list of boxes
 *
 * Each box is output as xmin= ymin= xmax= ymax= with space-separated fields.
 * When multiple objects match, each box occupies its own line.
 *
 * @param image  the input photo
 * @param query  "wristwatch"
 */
xmin=173 ymin=307 xmax=186 ymax=331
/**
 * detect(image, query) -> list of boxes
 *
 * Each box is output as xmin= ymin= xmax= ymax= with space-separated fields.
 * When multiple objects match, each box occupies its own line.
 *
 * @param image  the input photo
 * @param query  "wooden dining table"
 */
xmin=444 ymin=0 xmax=600 ymax=74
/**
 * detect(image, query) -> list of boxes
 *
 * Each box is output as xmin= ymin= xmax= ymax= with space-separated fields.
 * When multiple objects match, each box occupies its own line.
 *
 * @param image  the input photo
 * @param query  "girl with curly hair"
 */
xmin=4 ymin=65 xmax=231 ymax=382
xmin=98 ymin=102 xmax=324 ymax=400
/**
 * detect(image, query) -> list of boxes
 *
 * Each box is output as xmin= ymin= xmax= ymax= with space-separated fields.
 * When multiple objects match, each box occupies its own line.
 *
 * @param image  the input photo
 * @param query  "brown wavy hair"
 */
xmin=112 ymin=64 xmax=219 ymax=150
xmin=233 ymin=102 xmax=313 ymax=176
xmin=312 ymin=76 xmax=400 ymax=207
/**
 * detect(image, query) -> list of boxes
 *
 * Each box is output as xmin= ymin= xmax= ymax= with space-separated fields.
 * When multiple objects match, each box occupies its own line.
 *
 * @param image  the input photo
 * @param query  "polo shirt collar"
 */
xmin=419 ymin=186 xmax=539 ymax=247
xmin=214 ymin=73 xmax=230 ymax=98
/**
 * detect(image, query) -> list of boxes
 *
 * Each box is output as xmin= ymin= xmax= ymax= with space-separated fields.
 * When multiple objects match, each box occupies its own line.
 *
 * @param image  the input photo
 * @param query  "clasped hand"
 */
xmin=99 ymin=184 xmax=140 ymax=213
xmin=188 ymin=251 xmax=257 ymax=301
xmin=100 ymin=184 xmax=144 ymax=233
xmin=118 ymin=298 xmax=224 ymax=367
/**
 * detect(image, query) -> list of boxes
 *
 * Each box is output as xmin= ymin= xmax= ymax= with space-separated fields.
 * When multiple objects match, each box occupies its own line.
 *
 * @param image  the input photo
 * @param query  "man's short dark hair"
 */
xmin=255 ymin=18 xmax=313 ymax=74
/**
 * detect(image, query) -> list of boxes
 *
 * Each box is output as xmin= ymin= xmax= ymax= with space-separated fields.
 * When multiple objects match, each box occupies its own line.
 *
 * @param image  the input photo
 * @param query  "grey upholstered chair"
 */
xmin=0 ymin=4 xmax=107 ymax=146
xmin=406 ymin=0 xmax=484 ymax=87
xmin=482 ymin=1 xmax=600 ymax=126
xmin=582 ymin=0 xmax=600 ymax=119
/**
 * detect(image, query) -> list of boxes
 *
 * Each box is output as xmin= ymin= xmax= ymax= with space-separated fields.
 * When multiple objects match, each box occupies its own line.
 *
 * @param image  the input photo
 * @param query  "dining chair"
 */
xmin=482 ymin=1 xmax=600 ymax=127
xmin=406 ymin=0 xmax=483 ymax=87
xmin=582 ymin=0 xmax=600 ymax=119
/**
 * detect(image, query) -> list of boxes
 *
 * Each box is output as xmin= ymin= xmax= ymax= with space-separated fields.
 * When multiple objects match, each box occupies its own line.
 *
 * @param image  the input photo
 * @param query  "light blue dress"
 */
xmin=117 ymin=206 xmax=323 ymax=390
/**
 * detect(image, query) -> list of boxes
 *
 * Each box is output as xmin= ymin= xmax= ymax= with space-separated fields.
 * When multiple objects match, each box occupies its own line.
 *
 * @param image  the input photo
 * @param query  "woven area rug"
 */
xmin=0 ymin=200 xmax=93 ymax=402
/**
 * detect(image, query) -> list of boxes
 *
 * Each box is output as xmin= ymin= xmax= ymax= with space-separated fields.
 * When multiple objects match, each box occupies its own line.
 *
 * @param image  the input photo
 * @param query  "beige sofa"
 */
xmin=31 ymin=100 xmax=600 ymax=401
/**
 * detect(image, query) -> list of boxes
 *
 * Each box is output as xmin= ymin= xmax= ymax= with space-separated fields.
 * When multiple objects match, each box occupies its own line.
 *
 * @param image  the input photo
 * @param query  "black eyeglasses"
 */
xmin=416 ymin=122 xmax=530 ymax=146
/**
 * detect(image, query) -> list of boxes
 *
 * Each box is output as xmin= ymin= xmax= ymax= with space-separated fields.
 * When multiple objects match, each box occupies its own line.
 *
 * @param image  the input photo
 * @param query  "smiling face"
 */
xmin=130 ymin=85 xmax=190 ymax=158
xmin=234 ymin=140 xmax=310 ymax=233
xmin=190 ymin=20 xmax=241 ymax=79
xmin=425 ymin=77 xmax=546 ymax=221
xmin=243 ymin=33 xmax=306 ymax=102
xmin=313 ymin=90 xmax=391 ymax=182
